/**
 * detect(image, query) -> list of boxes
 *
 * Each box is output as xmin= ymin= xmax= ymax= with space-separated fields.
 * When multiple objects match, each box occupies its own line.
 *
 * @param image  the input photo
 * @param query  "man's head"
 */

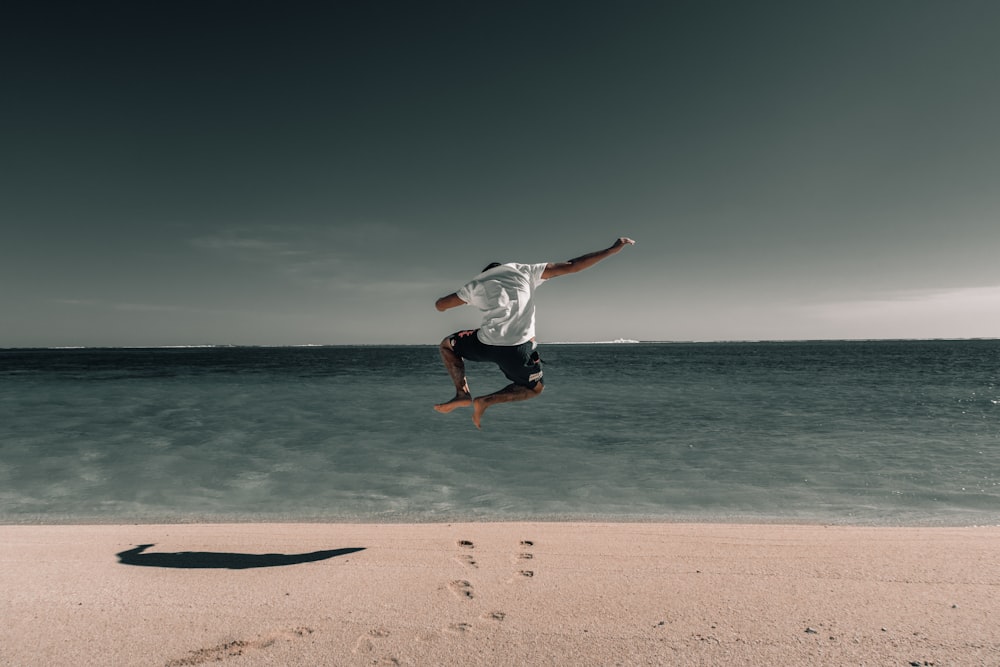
xmin=482 ymin=262 xmax=502 ymax=272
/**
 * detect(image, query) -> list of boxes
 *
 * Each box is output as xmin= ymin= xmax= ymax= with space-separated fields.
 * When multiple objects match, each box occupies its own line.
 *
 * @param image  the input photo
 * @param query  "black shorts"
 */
xmin=449 ymin=330 xmax=544 ymax=388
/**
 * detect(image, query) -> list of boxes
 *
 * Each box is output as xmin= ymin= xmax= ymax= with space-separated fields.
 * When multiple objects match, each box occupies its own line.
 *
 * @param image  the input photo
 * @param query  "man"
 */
xmin=434 ymin=236 xmax=636 ymax=428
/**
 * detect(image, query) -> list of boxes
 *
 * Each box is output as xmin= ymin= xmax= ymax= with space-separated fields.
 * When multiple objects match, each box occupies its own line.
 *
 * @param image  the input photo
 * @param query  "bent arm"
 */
xmin=541 ymin=237 xmax=636 ymax=279
xmin=435 ymin=292 xmax=467 ymax=312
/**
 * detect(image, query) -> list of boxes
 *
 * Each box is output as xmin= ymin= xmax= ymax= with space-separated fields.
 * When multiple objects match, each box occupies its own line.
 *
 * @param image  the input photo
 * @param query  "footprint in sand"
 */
xmin=448 ymin=579 xmax=474 ymax=600
xmin=456 ymin=554 xmax=477 ymax=568
xmin=166 ymin=627 xmax=313 ymax=666
xmin=352 ymin=627 xmax=391 ymax=654
xmin=509 ymin=539 xmax=536 ymax=581
xmin=455 ymin=539 xmax=478 ymax=568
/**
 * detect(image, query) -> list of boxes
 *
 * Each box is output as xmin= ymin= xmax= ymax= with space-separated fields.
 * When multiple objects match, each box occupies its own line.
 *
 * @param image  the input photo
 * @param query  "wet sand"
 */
xmin=2 ymin=522 xmax=998 ymax=665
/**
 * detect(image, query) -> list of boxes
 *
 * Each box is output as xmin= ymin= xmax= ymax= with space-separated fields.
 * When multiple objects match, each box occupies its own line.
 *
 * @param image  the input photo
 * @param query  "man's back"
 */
xmin=456 ymin=263 xmax=547 ymax=346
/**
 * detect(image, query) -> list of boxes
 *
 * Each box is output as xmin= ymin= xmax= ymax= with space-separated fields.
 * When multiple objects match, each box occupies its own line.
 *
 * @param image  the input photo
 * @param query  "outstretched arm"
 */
xmin=435 ymin=292 xmax=467 ymax=312
xmin=541 ymin=237 xmax=636 ymax=279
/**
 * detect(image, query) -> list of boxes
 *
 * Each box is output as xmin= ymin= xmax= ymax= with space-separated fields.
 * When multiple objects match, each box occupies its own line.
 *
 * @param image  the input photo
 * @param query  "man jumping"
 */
xmin=434 ymin=236 xmax=636 ymax=428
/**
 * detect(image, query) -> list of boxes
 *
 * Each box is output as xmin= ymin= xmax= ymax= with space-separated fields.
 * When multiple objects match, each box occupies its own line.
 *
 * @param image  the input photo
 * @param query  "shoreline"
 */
xmin=5 ymin=518 xmax=1000 ymax=528
xmin=4 ymin=510 xmax=998 ymax=528
xmin=3 ymin=521 xmax=998 ymax=665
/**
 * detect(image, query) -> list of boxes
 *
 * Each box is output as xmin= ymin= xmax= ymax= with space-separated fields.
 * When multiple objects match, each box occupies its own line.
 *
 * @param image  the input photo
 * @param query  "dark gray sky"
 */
xmin=3 ymin=0 xmax=999 ymax=346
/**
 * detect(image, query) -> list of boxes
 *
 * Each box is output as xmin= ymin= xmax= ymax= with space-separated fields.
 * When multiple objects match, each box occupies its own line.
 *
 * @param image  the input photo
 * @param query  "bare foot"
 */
xmin=434 ymin=394 xmax=472 ymax=413
xmin=471 ymin=398 xmax=486 ymax=429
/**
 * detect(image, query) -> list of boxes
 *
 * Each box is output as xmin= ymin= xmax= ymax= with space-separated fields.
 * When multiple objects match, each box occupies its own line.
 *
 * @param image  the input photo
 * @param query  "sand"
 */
xmin=2 ymin=522 xmax=998 ymax=666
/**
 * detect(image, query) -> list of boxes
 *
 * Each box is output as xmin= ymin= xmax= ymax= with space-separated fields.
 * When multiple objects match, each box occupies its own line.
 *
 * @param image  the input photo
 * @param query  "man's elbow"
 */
xmin=435 ymin=299 xmax=448 ymax=312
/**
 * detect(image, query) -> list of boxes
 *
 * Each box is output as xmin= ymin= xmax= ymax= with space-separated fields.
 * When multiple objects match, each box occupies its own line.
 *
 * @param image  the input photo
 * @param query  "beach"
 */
xmin=2 ymin=522 xmax=998 ymax=665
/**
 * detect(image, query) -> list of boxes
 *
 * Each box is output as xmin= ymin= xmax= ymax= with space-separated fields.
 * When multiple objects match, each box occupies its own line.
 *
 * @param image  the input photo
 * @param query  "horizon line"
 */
xmin=3 ymin=337 xmax=999 ymax=351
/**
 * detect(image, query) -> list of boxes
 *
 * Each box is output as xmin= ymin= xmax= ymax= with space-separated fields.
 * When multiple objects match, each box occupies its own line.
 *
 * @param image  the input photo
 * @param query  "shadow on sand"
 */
xmin=116 ymin=544 xmax=365 ymax=569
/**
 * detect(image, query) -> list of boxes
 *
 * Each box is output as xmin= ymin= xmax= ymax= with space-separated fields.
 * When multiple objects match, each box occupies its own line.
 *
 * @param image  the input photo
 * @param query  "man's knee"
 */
xmin=530 ymin=382 xmax=544 ymax=396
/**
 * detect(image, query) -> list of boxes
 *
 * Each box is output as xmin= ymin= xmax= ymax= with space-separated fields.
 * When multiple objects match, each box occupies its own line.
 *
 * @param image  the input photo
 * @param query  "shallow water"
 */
xmin=1 ymin=341 xmax=998 ymax=525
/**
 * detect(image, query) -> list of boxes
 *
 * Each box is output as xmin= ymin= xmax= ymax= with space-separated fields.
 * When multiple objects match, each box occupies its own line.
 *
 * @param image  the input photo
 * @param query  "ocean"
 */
xmin=1 ymin=341 xmax=998 ymax=526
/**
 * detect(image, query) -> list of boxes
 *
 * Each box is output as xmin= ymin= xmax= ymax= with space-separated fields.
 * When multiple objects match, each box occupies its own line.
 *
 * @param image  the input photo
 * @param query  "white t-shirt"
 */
xmin=456 ymin=263 xmax=548 ymax=346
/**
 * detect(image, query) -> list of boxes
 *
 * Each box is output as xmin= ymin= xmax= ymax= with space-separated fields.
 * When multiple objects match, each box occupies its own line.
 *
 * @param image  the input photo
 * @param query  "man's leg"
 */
xmin=434 ymin=337 xmax=472 ymax=413
xmin=472 ymin=382 xmax=544 ymax=429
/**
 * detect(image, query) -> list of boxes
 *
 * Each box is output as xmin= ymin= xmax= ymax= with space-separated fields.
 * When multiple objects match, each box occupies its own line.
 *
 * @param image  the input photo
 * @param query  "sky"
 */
xmin=3 ymin=0 xmax=999 ymax=346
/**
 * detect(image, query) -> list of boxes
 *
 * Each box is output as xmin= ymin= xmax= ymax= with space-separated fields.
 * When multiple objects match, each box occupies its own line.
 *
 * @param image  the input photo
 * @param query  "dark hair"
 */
xmin=482 ymin=262 xmax=502 ymax=272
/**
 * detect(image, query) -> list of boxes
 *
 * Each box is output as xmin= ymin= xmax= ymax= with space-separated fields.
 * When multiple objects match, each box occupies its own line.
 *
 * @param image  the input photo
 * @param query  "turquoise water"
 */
xmin=1 ymin=341 xmax=998 ymax=525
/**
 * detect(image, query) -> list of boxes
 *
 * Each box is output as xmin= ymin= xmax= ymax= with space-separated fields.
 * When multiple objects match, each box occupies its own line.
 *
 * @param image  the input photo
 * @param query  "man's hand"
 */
xmin=611 ymin=237 xmax=636 ymax=252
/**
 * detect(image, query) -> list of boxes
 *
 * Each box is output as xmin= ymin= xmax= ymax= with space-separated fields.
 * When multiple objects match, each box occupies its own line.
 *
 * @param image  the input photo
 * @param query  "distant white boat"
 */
xmin=546 ymin=338 xmax=640 ymax=344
